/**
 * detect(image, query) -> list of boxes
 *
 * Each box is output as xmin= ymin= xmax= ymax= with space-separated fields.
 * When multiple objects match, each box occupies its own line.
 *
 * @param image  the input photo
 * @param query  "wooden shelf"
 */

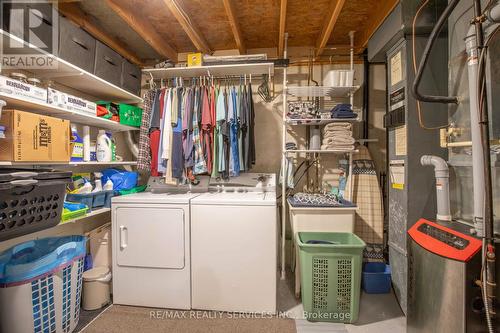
xmin=0 ymin=161 xmax=137 ymax=166
xmin=287 ymin=85 xmax=360 ymax=98
xmin=0 ymin=94 xmax=138 ymax=131
xmin=143 ymin=63 xmax=274 ymax=79
xmin=0 ymin=30 xmax=142 ymax=104
xmin=285 ymin=149 xmax=358 ymax=154
xmin=285 ymin=117 xmax=360 ymax=125
xmin=60 ymin=208 xmax=111 ymax=225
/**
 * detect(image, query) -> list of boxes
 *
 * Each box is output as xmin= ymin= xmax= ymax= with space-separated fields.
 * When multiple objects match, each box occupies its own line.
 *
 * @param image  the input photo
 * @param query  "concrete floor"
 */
xmin=76 ymin=270 xmax=406 ymax=333
xmin=278 ymin=270 xmax=406 ymax=333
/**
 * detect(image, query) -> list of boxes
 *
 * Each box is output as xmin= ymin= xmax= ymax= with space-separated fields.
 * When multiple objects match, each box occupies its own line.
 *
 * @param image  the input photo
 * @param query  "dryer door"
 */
xmin=114 ymin=206 xmax=185 ymax=269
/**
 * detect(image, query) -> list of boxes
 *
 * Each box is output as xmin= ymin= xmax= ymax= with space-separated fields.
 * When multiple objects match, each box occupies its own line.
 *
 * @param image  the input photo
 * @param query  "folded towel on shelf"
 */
xmin=323 ymin=136 xmax=356 ymax=145
xmin=323 ymin=130 xmax=353 ymax=139
xmin=321 ymin=144 xmax=355 ymax=151
xmin=331 ymin=104 xmax=358 ymax=119
xmin=324 ymin=122 xmax=352 ymax=131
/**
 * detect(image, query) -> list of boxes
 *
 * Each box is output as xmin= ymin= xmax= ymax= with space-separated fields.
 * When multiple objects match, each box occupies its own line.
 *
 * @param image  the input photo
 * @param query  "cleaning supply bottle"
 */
xmin=92 ymin=172 xmax=103 ymax=193
xmin=103 ymin=179 xmax=114 ymax=191
xmin=105 ymin=132 xmax=116 ymax=161
xmin=77 ymin=181 xmax=92 ymax=194
xmin=70 ymin=124 xmax=84 ymax=162
xmin=83 ymin=126 xmax=91 ymax=162
xmin=96 ymin=130 xmax=112 ymax=162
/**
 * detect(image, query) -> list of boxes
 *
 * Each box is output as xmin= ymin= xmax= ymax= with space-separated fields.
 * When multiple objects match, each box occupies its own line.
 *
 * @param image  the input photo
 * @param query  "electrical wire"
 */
xmin=411 ymin=0 xmax=450 ymax=130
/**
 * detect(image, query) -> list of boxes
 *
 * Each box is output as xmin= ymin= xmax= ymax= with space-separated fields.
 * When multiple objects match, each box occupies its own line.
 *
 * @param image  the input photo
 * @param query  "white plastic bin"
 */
xmin=323 ymin=69 xmax=355 ymax=87
xmin=288 ymin=202 xmax=357 ymax=297
xmin=82 ymin=266 xmax=111 ymax=310
xmin=0 ymin=236 xmax=86 ymax=333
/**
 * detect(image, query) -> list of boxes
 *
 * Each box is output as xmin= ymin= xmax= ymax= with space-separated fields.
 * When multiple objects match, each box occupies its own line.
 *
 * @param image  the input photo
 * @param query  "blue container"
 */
xmin=362 ymin=262 xmax=391 ymax=294
xmin=66 ymin=190 xmax=114 ymax=211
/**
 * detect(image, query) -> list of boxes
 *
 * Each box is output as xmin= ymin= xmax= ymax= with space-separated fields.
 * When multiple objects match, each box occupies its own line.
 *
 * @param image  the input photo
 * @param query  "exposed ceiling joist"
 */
xmin=315 ymin=0 xmax=346 ymax=57
xmin=58 ymin=3 xmax=144 ymax=66
xmin=357 ymin=0 xmax=399 ymax=48
xmin=163 ymin=0 xmax=212 ymax=54
xmin=278 ymin=0 xmax=287 ymax=57
xmin=105 ymin=0 xmax=178 ymax=62
xmin=222 ymin=0 xmax=246 ymax=55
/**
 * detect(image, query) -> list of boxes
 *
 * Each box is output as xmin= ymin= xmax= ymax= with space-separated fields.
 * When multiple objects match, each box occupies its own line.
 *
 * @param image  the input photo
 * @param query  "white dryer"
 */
xmin=111 ymin=192 xmax=198 ymax=309
xmin=190 ymin=174 xmax=277 ymax=313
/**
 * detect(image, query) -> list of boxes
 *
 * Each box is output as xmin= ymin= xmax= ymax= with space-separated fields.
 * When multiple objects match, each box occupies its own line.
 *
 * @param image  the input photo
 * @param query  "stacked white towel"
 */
xmin=321 ymin=122 xmax=355 ymax=151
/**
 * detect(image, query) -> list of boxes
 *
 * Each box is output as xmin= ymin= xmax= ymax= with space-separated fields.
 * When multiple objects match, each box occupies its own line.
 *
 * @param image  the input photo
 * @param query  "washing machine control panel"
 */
xmin=417 ymin=223 xmax=469 ymax=250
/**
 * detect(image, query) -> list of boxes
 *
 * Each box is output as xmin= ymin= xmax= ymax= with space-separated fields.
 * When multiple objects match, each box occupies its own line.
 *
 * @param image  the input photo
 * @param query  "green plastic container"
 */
xmin=118 ymin=104 xmax=142 ymax=127
xmin=297 ymin=232 xmax=366 ymax=323
xmin=61 ymin=207 xmax=88 ymax=223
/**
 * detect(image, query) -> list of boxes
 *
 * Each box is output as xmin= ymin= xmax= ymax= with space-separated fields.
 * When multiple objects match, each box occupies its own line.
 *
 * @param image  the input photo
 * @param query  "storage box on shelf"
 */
xmin=59 ymin=16 xmax=96 ymax=74
xmin=0 ymin=110 xmax=70 ymax=162
xmin=0 ymin=29 xmax=142 ymax=104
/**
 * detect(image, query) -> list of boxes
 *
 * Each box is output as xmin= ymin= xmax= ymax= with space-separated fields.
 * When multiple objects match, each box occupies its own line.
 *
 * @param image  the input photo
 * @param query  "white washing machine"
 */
xmin=111 ymin=192 xmax=198 ymax=309
xmin=190 ymin=174 xmax=277 ymax=313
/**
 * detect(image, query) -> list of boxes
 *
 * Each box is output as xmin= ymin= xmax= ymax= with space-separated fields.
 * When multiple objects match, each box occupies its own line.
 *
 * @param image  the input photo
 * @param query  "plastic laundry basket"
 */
xmin=297 ymin=232 xmax=365 ymax=323
xmin=0 ymin=235 xmax=87 ymax=333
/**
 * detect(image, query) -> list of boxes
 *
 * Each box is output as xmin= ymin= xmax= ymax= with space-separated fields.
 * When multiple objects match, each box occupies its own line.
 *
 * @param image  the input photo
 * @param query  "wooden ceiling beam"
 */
xmin=163 ymin=0 xmax=212 ymax=54
xmin=58 ymin=3 xmax=144 ymax=66
xmin=315 ymin=0 xmax=346 ymax=57
xmin=105 ymin=0 xmax=178 ymax=62
xmin=278 ymin=0 xmax=287 ymax=57
xmin=222 ymin=0 xmax=246 ymax=55
xmin=357 ymin=0 xmax=399 ymax=48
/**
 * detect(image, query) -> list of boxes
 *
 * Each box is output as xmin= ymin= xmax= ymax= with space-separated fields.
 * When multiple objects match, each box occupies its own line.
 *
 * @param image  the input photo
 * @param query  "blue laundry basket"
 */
xmin=0 ymin=236 xmax=87 ymax=333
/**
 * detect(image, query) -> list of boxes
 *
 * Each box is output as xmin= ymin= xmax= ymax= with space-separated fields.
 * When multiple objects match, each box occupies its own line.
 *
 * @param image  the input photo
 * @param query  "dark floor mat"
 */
xmin=80 ymin=305 xmax=296 ymax=333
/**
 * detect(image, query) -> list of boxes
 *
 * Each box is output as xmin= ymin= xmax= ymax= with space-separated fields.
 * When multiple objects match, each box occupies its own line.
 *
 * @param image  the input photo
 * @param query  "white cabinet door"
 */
xmin=115 ymin=206 xmax=185 ymax=269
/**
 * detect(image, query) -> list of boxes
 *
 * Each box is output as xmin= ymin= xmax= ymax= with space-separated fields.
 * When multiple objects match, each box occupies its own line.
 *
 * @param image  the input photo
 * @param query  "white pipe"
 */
xmin=421 ymin=155 xmax=452 ymax=221
xmin=465 ymin=25 xmax=485 ymax=236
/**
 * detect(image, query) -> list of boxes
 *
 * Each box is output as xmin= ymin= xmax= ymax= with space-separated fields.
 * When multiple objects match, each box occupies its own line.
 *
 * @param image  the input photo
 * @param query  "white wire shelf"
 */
xmin=0 ymin=30 xmax=142 ymax=104
xmin=286 ymin=85 xmax=360 ymax=98
xmin=0 ymin=161 xmax=137 ymax=166
xmin=0 ymin=94 xmax=139 ymax=132
xmin=284 ymin=149 xmax=358 ymax=154
xmin=60 ymin=207 xmax=111 ymax=225
xmin=285 ymin=117 xmax=360 ymax=125
xmin=143 ymin=62 xmax=274 ymax=79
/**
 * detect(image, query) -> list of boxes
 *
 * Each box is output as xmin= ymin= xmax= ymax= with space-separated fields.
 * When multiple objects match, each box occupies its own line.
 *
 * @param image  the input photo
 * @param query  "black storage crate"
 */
xmin=0 ymin=170 xmax=72 ymax=241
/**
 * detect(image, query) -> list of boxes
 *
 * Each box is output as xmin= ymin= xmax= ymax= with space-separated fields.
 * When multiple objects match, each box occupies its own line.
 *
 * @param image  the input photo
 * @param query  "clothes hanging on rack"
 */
xmin=142 ymin=77 xmax=256 ymax=181
xmin=137 ymin=90 xmax=155 ymax=171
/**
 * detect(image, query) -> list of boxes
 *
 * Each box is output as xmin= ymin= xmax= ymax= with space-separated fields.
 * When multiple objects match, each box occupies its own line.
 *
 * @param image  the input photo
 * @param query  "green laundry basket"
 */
xmin=297 ymin=232 xmax=366 ymax=323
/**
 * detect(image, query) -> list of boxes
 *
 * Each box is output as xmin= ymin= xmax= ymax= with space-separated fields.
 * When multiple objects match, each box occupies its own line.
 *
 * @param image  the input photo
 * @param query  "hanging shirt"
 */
xmin=212 ymin=87 xmax=220 ymax=178
xmin=137 ymin=90 xmax=155 ymax=171
xmin=172 ymin=87 xmax=184 ymax=179
xmin=183 ymin=88 xmax=195 ymax=168
xmin=230 ymin=86 xmax=240 ymax=176
xmin=201 ymin=86 xmax=213 ymax=175
xmin=193 ymin=86 xmax=208 ymax=175
xmin=237 ymin=84 xmax=244 ymax=171
xmin=216 ymin=88 xmax=227 ymax=174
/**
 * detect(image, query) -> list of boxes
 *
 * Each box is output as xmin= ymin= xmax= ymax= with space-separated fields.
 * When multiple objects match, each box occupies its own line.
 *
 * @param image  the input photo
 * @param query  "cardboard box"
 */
xmin=47 ymin=88 xmax=97 ymax=115
xmin=0 ymin=109 xmax=70 ymax=162
xmin=0 ymin=75 xmax=48 ymax=104
xmin=187 ymin=53 xmax=203 ymax=67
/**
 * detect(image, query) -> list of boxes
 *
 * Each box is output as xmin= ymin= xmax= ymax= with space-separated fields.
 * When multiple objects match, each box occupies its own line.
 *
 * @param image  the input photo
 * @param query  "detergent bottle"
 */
xmin=70 ymin=124 xmax=84 ymax=162
xmin=96 ymin=130 xmax=112 ymax=162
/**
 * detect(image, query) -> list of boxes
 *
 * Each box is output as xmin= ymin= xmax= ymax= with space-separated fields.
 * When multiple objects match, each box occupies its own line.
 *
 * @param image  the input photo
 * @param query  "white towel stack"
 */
xmin=321 ymin=122 xmax=355 ymax=151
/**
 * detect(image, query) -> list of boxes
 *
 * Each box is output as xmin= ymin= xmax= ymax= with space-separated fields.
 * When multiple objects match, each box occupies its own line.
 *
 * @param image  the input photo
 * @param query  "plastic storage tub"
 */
xmin=288 ymin=198 xmax=357 ymax=235
xmin=0 ymin=169 xmax=71 ymax=241
xmin=362 ymin=262 xmax=391 ymax=294
xmin=297 ymin=232 xmax=365 ymax=323
xmin=66 ymin=190 xmax=113 ymax=211
xmin=0 ymin=236 xmax=86 ymax=333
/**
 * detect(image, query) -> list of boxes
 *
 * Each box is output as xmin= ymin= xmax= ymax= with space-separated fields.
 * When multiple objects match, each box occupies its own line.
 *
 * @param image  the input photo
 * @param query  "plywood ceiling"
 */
xmin=67 ymin=0 xmax=397 ymax=64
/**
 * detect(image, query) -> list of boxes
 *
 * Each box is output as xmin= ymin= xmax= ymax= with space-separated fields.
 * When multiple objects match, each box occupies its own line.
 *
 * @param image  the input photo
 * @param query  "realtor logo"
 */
xmin=0 ymin=0 xmax=59 ymax=69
